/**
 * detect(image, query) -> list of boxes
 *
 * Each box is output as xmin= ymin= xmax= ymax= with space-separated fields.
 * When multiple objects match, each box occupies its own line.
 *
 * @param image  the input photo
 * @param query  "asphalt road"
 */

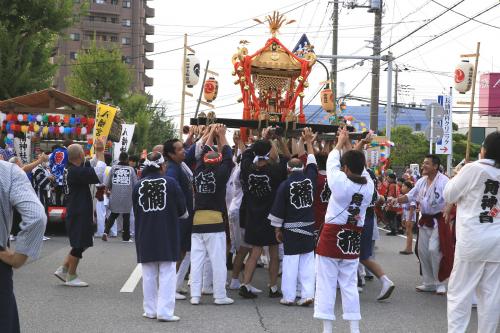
xmin=12 ymin=228 xmax=481 ymax=333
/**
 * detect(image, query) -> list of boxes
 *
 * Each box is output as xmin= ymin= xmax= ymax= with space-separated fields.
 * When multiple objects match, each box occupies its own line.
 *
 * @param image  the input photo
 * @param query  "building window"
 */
xmin=122 ymin=56 xmax=132 ymax=64
xmin=111 ymin=0 xmax=118 ymax=4
xmin=415 ymin=123 xmax=421 ymax=131
xmin=99 ymin=16 xmax=106 ymax=22
xmin=70 ymin=52 xmax=78 ymax=60
xmin=69 ymin=33 xmax=80 ymax=41
xmin=123 ymin=0 xmax=131 ymax=8
xmin=88 ymin=16 xmax=95 ymax=21
xmin=122 ymin=19 xmax=131 ymax=27
xmin=110 ymin=17 xmax=118 ymax=23
xmin=110 ymin=35 xmax=118 ymax=42
xmin=121 ymin=37 xmax=131 ymax=45
xmin=94 ymin=0 xmax=106 ymax=4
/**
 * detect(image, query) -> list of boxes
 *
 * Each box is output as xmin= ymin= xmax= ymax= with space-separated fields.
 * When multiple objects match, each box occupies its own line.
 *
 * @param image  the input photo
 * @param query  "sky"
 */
xmin=145 ymin=0 xmax=500 ymax=129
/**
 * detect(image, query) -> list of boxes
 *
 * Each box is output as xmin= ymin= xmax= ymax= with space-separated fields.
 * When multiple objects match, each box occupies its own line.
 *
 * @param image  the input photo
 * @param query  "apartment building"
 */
xmin=55 ymin=0 xmax=154 ymax=93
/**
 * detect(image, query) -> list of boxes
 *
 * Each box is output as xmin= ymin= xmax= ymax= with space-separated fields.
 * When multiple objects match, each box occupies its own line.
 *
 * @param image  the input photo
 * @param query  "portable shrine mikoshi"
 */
xmin=190 ymin=11 xmax=362 ymax=141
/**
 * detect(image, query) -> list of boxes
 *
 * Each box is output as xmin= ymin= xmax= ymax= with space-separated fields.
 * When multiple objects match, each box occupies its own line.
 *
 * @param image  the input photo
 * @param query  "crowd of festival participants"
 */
xmin=0 ymin=122 xmax=499 ymax=333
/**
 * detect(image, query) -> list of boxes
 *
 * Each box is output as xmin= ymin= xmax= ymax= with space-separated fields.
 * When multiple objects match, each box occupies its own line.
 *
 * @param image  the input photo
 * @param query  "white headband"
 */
xmin=288 ymin=166 xmax=304 ymax=172
xmin=144 ymin=154 xmax=165 ymax=169
xmin=253 ymin=152 xmax=270 ymax=164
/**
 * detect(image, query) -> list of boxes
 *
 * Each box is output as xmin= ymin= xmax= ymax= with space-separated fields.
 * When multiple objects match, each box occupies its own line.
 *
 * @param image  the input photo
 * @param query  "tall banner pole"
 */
xmin=180 ymin=33 xmax=188 ymax=138
xmin=465 ymin=42 xmax=480 ymax=162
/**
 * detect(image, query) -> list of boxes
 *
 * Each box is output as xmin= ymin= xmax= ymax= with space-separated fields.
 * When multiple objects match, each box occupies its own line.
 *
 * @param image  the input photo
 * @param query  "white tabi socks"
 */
xmin=350 ymin=320 xmax=360 ymax=333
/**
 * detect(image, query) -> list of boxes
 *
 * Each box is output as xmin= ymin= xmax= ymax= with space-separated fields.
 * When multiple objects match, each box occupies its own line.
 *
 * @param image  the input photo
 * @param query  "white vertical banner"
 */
xmin=14 ymin=133 xmax=32 ymax=164
xmin=410 ymin=163 xmax=420 ymax=178
xmin=113 ymin=124 xmax=135 ymax=163
xmin=436 ymin=95 xmax=452 ymax=154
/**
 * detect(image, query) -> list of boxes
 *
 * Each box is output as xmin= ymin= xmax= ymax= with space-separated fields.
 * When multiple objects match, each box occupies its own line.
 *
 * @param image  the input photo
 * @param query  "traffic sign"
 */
xmin=425 ymin=103 xmax=445 ymax=121
xmin=425 ymin=125 xmax=444 ymax=141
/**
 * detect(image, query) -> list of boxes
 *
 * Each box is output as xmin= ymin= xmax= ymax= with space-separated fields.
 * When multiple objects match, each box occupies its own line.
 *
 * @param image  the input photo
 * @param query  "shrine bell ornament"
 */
xmin=320 ymin=88 xmax=335 ymax=112
xmin=454 ymin=60 xmax=474 ymax=94
xmin=203 ymin=77 xmax=219 ymax=102
xmin=185 ymin=53 xmax=200 ymax=88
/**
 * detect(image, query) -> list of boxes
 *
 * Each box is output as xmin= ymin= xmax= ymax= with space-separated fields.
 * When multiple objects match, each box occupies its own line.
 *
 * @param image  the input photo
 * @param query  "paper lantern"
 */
xmin=81 ymin=117 xmax=87 ymax=125
xmin=185 ymin=53 xmax=200 ymax=88
xmin=58 ymin=126 xmax=65 ymax=134
xmin=64 ymin=127 xmax=71 ymax=135
xmin=64 ymin=116 xmax=70 ymax=124
xmin=22 ymin=114 xmax=27 ymax=122
xmin=36 ymin=115 xmax=43 ymax=122
xmin=42 ymin=115 xmax=48 ymax=122
xmin=76 ymin=127 xmax=82 ymax=135
xmin=204 ymin=77 xmax=219 ymax=102
xmin=6 ymin=122 xmax=11 ymax=132
xmin=70 ymin=127 xmax=76 ymax=134
xmin=88 ymin=118 xmax=95 ymax=127
xmin=21 ymin=125 xmax=28 ymax=133
xmin=81 ymin=127 xmax=87 ymax=135
xmin=320 ymin=88 xmax=335 ymax=112
xmin=42 ymin=127 xmax=49 ymax=136
xmin=454 ymin=60 xmax=474 ymax=94
xmin=33 ymin=124 xmax=40 ymax=132
xmin=28 ymin=124 xmax=34 ymax=132
xmin=55 ymin=115 xmax=61 ymax=123
xmin=70 ymin=117 xmax=75 ymax=125
xmin=17 ymin=114 xmax=23 ymax=122
xmin=7 ymin=133 xmax=14 ymax=140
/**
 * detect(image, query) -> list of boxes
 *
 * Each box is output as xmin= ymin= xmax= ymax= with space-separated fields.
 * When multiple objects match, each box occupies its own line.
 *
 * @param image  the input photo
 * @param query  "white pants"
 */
xmin=418 ymin=226 xmax=442 ymax=286
xmin=228 ymin=210 xmax=248 ymax=251
xmin=142 ymin=261 xmax=176 ymax=319
xmin=190 ymin=232 xmax=227 ymax=299
xmin=314 ymin=255 xmax=360 ymax=321
xmin=448 ymin=259 xmax=500 ymax=333
xmin=282 ymin=251 xmax=315 ymax=302
xmin=129 ymin=207 xmax=135 ymax=237
xmin=176 ymin=252 xmax=191 ymax=291
xmin=95 ymin=201 xmax=107 ymax=236
xmin=203 ymin=256 xmax=213 ymax=290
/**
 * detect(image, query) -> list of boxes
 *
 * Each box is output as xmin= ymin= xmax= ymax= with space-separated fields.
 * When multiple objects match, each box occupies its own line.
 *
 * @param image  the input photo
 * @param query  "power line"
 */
xmin=430 ymin=0 xmax=500 ymax=30
xmin=381 ymin=0 xmax=466 ymax=53
xmin=60 ymin=0 xmax=315 ymax=68
xmin=396 ymin=2 xmax=500 ymax=60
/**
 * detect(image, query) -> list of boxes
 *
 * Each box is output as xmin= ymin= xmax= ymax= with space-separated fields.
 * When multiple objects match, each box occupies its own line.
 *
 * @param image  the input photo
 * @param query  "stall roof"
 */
xmin=0 ymin=88 xmax=96 ymax=115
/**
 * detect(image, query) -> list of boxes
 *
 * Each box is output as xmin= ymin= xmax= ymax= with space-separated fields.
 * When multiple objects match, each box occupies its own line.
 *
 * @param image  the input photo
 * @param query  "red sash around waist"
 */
xmin=418 ymin=213 xmax=442 ymax=228
xmin=316 ymin=223 xmax=363 ymax=260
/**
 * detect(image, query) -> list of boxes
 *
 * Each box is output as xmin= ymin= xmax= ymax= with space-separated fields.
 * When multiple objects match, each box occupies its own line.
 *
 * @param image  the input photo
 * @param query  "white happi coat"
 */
xmin=444 ymin=159 xmax=500 ymax=261
xmin=406 ymin=172 xmax=448 ymax=218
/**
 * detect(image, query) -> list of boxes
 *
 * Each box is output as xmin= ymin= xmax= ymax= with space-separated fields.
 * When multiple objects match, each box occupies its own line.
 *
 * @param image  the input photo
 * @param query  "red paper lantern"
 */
xmin=76 ymin=127 xmax=82 ymax=135
xmin=204 ymin=77 xmax=219 ymax=102
xmin=22 ymin=114 xmax=28 ymax=122
xmin=28 ymin=124 xmax=34 ymax=132
xmin=48 ymin=115 xmax=54 ymax=123
xmin=88 ymin=118 xmax=95 ymax=127
xmin=64 ymin=116 xmax=70 ymax=124
xmin=55 ymin=115 xmax=61 ymax=123
xmin=81 ymin=117 xmax=87 ymax=125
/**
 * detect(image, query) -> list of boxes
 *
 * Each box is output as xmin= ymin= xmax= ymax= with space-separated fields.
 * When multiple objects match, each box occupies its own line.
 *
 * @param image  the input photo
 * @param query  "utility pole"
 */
xmin=369 ymin=0 xmax=382 ymax=132
xmin=331 ymin=1 xmax=339 ymax=102
xmin=393 ymin=63 xmax=398 ymax=128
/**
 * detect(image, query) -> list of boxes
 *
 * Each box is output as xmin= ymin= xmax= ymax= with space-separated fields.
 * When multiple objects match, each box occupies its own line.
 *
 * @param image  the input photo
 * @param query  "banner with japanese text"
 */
xmin=113 ymin=124 xmax=135 ymax=164
xmin=14 ymin=133 xmax=31 ymax=164
xmin=435 ymin=95 xmax=452 ymax=155
xmin=92 ymin=102 xmax=118 ymax=154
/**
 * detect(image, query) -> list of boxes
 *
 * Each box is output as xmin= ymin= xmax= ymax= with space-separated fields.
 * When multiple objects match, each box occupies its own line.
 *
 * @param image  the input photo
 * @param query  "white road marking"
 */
xmin=120 ymin=264 xmax=142 ymax=293
xmin=378 ymin=226 xmax=416 ymax=242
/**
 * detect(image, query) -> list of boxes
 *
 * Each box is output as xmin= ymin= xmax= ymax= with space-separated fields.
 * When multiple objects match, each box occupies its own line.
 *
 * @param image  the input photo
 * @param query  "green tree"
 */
xmin=120 ymin=94 xmax=176 ymax=153
xmin=389 ymin=126 xmax=481 ymax=170
xmin=0 ymin=0 xmax=75 ymax=99
xmin=66 ymin=42 xmax=132 ymax=105
xmin=389 ymin=126 xmax=429 ymax=168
